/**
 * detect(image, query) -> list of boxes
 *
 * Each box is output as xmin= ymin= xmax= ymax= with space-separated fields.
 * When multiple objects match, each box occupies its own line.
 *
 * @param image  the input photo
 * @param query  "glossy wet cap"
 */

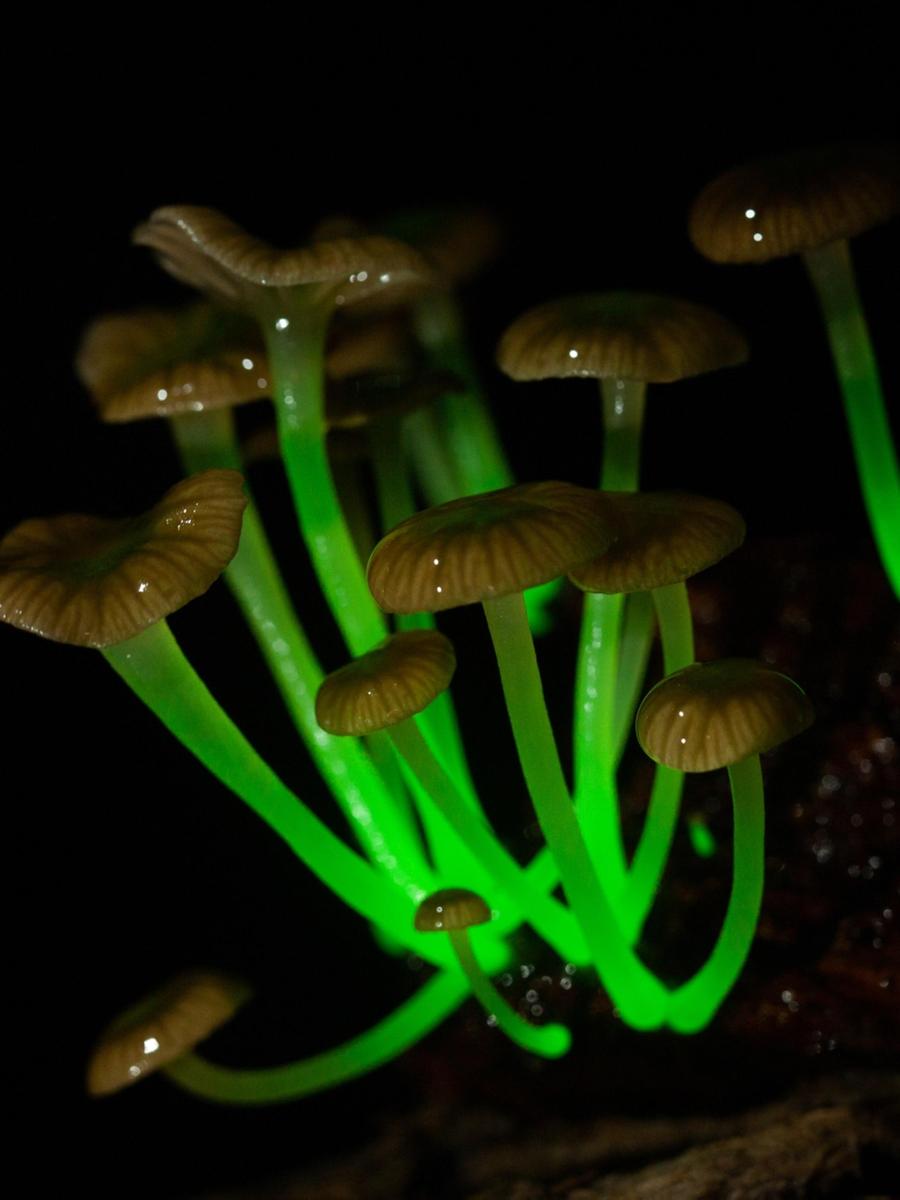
xmin=76 ymin=302 xmax=269 ymax=422
xmin=497 ymin=293 xmax=748 ymax=384
xmin=86 ymin=970 xmax=250 ymax=1097
xmin=415 ymin=887 xmax=492 ymax=932
xmin=689 ymin=143 xmax=900 ymax=263
xmin=0 ymin=470 xmax=247 ymax=647
xmin=133 ymin=206 xmax=438 ymax=311
xmin=569 ymin=492 xmax=745 ymax=594
xmin=367 ymin=481 xmax=618 ymax=614
xmin=636 ymin=659 xmax=813 ymax=772
xmin=316 ymin=630 xmax=456 ymax=735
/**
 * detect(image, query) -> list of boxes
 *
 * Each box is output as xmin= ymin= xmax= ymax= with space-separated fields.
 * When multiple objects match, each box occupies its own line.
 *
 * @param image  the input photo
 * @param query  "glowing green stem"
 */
xmin=404 ymin=407 xmax=463 ymax=506
xmin=171 ymin=411 xmax=434 ymax=893
xmin=600 ymin=377 xmax=646 ymax=492
xmin=164 ymin=970 xmax=468 ymax=1104
xmin=611 ymin=591 xmax=656 ymax=762
xmin=804 ymin=239 xmax=900 ymax=598
xmin=388 ymin=719 xmax=589 ymax=964
xmin=262 ymin=302 xmax=387 ymax=656
xmin=102 ymin=621 xmax=470 ymax=971
xmin=667 ymin=755 xmax=765 ymax=1032
xmin=449 ymin=928 xmax=571 ymax=1057
xmin=483 ymin=592 xmax=668 ymax=1028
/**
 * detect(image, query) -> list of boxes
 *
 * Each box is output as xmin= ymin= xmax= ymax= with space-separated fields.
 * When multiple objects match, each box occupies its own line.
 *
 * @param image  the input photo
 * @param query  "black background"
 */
xmin=9 ymin=17 xmax=899 ymax=1197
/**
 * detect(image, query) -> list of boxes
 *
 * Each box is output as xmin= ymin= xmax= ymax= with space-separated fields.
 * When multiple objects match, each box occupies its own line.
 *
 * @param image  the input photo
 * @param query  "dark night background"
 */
xmin=9 ymin=18 xmax=899 ymax=1197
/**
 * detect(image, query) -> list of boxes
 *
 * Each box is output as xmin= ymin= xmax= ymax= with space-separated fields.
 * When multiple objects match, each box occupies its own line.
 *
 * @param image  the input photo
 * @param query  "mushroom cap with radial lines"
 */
xmin=689 ymin=143 xmax=900 ymax=264
xmin=133 ymin=206 xmax=439 ymax=312
xmin=415 ymin=888 xmax=492 ymax=932
xmin=569 ymin=491 xmax=746 ymax=594
xmin=366 ymin=481 xmax=618 ymax=614
xmin=0 ymin=470 xmax=247 ymax=647
xmin=86 ymin=970 xmax=251 ymax=1097
xmin=76 ymin=302 xmax=269 ymax=422
xmin=636 ymin=659 xmax=813 ymax=773
xmin=496 ymin=292 xmax=748 ymax=384
xmin=315 ymin=630 xmax=457 ymax=736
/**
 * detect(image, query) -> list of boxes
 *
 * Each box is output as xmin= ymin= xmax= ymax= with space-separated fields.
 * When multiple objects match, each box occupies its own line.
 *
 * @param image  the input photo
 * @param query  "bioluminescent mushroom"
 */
xmin=367 ymin=482 xmax=669 ymax=1028
xmin=415 ymin=888 xmax=571 ymax=1057
xmin=689 ymin=143 xmax=900 ymax=596
xmin=636 ymin=658 xmax=813 ymax=1032
xmin=567 ymin=491 xmax=746 ymax=939
xmin=87 ymin=970 xmax=250 ymax=1097
xmin=316 ymin=631 xmax=587 ymax=964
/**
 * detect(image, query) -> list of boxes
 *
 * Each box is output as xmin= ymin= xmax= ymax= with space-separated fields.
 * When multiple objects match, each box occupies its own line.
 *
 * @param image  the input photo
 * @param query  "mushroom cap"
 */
xmin=367 ymin=481 xmax=618 ymax=614
xmin=76 ymin=302 xmax=269 ymax=422
xmin=569 ymin=491 xmax=745 ymax=594
xmin=315 ymin=630 xmax=457 ymax=736
xmin=0 ymin=470 xmax=247 ymax=647
xmin=327 ymin=369 xmax=462 ymax=431
xmin=636 ymin=659 xmax=814 ymax=772
xmin=414 ymin=887 xmax=492 ymax=932
xmin=689 ymin=143 xmax=900 ymax=264
xmin=497 ymin=292 xmax=748 ymax=384
xmin=380 ymin=206 xmax=502 ymax=284
xmin=86 ymin=969 xmax=250 ymax=1097
xmin=133 ymin=206 xmax=439 ymax=312
xmin=325 ymin=314 xmax=417 ymax=381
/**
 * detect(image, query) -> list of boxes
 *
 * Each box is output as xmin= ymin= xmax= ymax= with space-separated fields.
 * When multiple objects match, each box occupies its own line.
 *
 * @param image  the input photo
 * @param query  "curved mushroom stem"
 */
xmin=611 ymin=590 xmax=657 ymax=761
xmin=261 ymin=297 xmax=388 ymax=656
xmin=665 ymin=754 xmax=765 ymax=1033
xmin=483 ymin=591 xmax=668 ymax=1029
xmin=170 ymin=410 xmax=435 ymax=894
xmin=804 ymin=238 xmax=900 ymax=598
xmin=386 ymin=718 xmax=590 ymax=964
xmin=164 ymin=969 xmax=469 ymax=1104
xmin=102 ymin=620 xmax=513 ymax=974
xmin=448 ymin=928 xmax=571 ymax=1058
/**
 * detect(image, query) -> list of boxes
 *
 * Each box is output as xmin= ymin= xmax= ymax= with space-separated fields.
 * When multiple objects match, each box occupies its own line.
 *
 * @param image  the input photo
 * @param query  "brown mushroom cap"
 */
xmin=325 ymin=314 xmax=417 ymax=381
xmin=414 ymin=887 xmax=492 ymax=932
xmin=689 ymin=143 xmax=900 ymax=264
xmin=380 ymin=206 xmax=502 ymax=285
xmin=636 ymin=659 xmax=814 ymax=772
xmin=497 ymin=293 xmax=748 ymax=384
xmin=367 ymin=481 xmax=618 ymax=614
xmin=86 ymin=970 xmax=250 ymax=1097
xmin=133 ymin=206 xmax=439 ymax=312
xmin=315 ymin=630 xmax=456 ymax=736
xmin=569 ymin=492 xmax=746 ymax=594
xmin=327 ymin=369 xmax=462 ymax=431
xmin=0 ymin=470 xmax=247 ymax=647
xmin=76 ymin=302 xmax=269 ymax=423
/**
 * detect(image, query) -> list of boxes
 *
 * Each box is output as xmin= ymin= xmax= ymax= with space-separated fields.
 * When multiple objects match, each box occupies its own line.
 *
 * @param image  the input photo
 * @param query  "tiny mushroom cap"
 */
xmin=133 ymin=206 xmax=439 ymax=313
xmin=689 ymin=143 xmax=900 ymax=264
xmin=636 ymin=659 xmax=814 ymax=773
xmin=0 ymin=470 xmax=247 ymax=648
xmin=569 ymin=491 xmax=746 ymax=594
xmin=367 ymin=481 xmax=618 ymax=614
xmin=76 ymin=302 xmax=270 ymax=423
xmin=86 ymin=969 xmax=251 ymax=1097
xmin=496 ymin=292 xmax=748 ymax=384
xmin=415 ymin=887 xmax=492 ymax=932
xmin=315 ymin=629 xmax=456 ymax=736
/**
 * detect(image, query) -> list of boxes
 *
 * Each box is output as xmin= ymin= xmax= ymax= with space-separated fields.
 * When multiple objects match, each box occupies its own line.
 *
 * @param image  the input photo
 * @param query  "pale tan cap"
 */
xmin=497 ymin=292 xmax=748 ymax=384
xmin=86 ymin=970 xmax=250 ymax=1097
xmin=367 ymin=481 xmax=618 ymax=614
xmin=689 ymin=143 xmax=900 ymax=264
xmin=636 ymin=659 xmax=813 ymax=772
xmin=76 ymin=302 xmax=269 ymax=422
xmin=0 ymin=470 xmax=246 ymax=647
xmin=569 ymin=491 xmax=745 ymax=594
xmin=315 ymin=629 xmax=456 ymax=736
xmin=414 ymin=887 xmax=491 ymax=932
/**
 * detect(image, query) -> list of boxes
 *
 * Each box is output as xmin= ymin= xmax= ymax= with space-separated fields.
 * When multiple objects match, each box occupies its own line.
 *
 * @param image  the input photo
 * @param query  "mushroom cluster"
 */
xmin=4 ymin=149 xmax=891 ymax=1105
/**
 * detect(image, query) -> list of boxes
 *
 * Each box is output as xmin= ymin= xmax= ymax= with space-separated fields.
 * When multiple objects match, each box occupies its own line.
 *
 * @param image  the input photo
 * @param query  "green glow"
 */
xmin=667 ymin=755 xmax=765 ymax=1033
xmin=688 ymin=814 xmax=717 ymax=859
xmin=611 ymin=591 xmax=656 ymax=762
xmin=449 ymin=928 xmax=571 ymax=1058
xmin=164 ymin=969 xmax=468 ymax=1104
xmin=102 ymin=621 xmax=511 ymax=975
xmin=804 ymin=239 xmax=900 ymax=599
xmin=483 ymin=591 xmax=668 ymax=1029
